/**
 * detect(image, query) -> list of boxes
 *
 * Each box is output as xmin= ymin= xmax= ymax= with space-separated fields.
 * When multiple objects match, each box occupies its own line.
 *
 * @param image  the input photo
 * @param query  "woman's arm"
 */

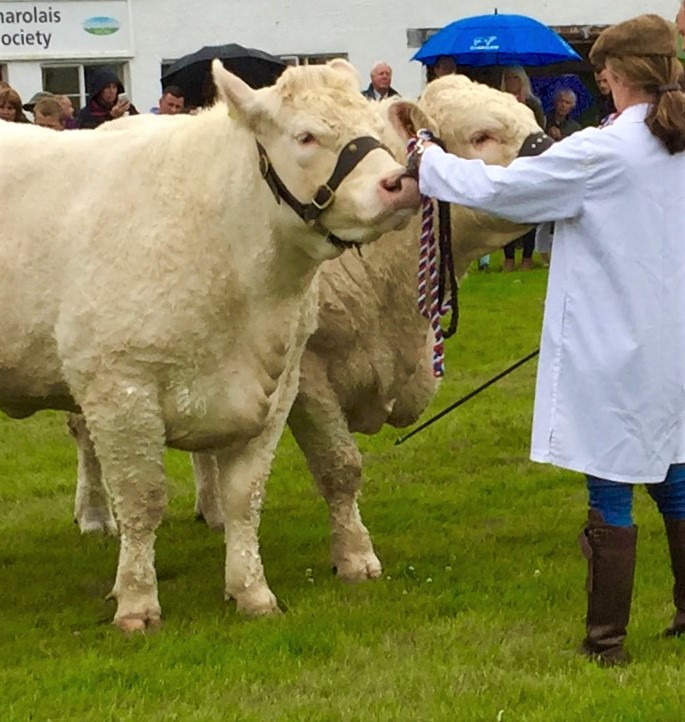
xmin=418 ymin=135 xmax=593 ymax=225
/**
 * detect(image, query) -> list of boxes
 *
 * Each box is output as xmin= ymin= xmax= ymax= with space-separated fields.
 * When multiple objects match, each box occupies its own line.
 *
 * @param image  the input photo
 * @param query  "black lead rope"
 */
xmin=395 ymin=348 xmax=540 ymax=445
xmin=437 ymin=199 xmax=459 ymax=338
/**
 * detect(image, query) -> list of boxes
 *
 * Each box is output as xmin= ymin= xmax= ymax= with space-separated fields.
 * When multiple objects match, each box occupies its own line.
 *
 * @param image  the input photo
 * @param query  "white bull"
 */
xmin=71 ymin=75 xmax=546 ymax=585
xmin=0 ymin=59 xmax=419 ymax=631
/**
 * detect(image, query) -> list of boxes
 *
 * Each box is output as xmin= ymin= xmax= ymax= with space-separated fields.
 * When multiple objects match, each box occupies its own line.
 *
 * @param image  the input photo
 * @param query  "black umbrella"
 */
xmin=161 ymin=43 xmax=287 ymax=108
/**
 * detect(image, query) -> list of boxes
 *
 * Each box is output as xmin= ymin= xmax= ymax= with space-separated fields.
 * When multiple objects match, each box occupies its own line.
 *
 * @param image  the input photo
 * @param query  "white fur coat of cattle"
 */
xmin=0 ymin=59 xmax=419 ymax=631
xmin=284 ymin=77 xmax=544 ymax=579
xmin=193 ymin=76 xmax=546 ymax=572
xmin=70 ymin=75 xmax=545 ymax=591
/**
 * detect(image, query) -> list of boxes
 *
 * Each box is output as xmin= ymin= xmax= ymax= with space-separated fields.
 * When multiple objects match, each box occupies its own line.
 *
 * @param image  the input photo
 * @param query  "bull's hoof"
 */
xmin=333 ymin=553 xmax=383 ymax=582
xmin=75 ymin=510 xmax=118 ymax=536
xmin=108 ymin=587 xmax=162 ymax=633
xmin=77 ymin=518 xmax=118 ymax=536
xmin=228 ymin=588 xmax=281 ymax=617
xmin=114 ymin=613 xmax=162 ymax=634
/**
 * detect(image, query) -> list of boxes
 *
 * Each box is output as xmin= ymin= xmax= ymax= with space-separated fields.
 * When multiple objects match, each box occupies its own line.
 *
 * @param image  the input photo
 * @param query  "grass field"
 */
xmin=2 ymin=259 xmax=685 ymax=722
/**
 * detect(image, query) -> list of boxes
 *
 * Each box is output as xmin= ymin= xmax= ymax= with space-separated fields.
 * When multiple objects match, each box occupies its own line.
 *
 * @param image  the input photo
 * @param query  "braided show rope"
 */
xmin=406 ymin=136 xmax=447 ymax=377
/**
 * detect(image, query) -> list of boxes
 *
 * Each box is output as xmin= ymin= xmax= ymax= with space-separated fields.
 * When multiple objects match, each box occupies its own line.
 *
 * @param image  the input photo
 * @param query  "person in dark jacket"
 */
xmin=361 ymin=62 xmax=400 ymax=101
xmin=78 ymin=66 xmax=138 ymax=129
xmin=545 ymin=88 xmax=583 ymax=140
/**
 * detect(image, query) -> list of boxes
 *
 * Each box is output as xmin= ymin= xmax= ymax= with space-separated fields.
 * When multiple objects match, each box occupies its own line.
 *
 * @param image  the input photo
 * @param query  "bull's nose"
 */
xmin=380 ymin=168 xmax=412 ymax=192
xmin=378 ymin=171 xmax=420 ymax=212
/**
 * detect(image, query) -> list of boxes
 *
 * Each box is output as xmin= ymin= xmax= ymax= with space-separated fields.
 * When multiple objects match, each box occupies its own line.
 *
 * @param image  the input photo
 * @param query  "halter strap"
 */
xmin=256 ymin=136 xmax=389 ymax=233
xmin=517 ymin=131 xmax=554 ymax=158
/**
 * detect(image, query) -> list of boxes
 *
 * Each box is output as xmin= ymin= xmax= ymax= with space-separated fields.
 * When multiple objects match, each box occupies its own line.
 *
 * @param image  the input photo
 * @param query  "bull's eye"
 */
xmin=472 ymin=132 xmax=492 ymax=145
xmin=296 ymin=132 xmax=317 ymax=145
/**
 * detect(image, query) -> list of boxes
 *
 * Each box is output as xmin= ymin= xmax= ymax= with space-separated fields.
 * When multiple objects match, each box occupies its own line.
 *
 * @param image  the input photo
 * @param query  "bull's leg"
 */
xmin=216 ymin=439 xmax=281 ymax=617
xmin=288 ymin=391 xmax=382 ymax=582
xmin=68 ymin=412 xmax=117 ymax=535
xmin=192 ymin=452 xmax=224 ymax=530
xmin=78 ymin=379 xmax=167 ymax=632
xmin=215 ymin=346 xmax=312 ymax=617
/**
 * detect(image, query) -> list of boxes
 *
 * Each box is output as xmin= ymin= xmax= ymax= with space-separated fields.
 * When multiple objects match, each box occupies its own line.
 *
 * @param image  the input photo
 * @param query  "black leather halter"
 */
xmin=256 ymin=136 xmax=390 ymax=247
xmin=517 ymin=131 xmax=554 ymax=157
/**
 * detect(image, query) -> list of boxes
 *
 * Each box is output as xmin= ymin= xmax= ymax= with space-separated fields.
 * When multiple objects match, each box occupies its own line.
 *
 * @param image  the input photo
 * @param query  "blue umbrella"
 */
xmin=413 ymin=13 xmax=582 ymax=67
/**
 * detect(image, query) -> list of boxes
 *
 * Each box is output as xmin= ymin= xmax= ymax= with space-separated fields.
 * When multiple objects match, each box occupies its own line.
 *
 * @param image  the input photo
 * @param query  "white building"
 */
xmin=0 ymin=0 xmax=680 ymax=113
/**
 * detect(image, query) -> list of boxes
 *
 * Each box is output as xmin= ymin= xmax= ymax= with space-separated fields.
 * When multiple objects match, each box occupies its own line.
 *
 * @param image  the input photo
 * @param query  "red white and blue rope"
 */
xmin=407 ymin=137 xmax=446 ymax=378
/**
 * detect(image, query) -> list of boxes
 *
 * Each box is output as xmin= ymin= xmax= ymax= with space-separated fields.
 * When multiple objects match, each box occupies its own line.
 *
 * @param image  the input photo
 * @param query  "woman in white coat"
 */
xmin=410 ymin=14 xmax=685 ymax=665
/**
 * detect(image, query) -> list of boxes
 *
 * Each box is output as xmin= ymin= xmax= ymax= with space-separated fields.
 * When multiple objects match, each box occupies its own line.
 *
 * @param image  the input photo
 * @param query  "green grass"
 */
xmin=2 ymin=259 xmax=685 ymax=721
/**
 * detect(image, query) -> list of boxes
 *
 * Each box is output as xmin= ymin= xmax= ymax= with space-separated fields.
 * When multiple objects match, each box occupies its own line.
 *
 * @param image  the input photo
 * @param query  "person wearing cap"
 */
xmin=77 ymin=66 xmax=138 ymax=129
xmin=22 ymin=90 xmax=54 ymax=115
xmin=405 ymin=14 xmax=685 ymax=665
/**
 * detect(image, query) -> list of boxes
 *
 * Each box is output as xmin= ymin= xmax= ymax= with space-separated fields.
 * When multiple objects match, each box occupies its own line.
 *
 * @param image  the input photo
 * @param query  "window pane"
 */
xmin=42 ymin=65 xmax=80 ymax=111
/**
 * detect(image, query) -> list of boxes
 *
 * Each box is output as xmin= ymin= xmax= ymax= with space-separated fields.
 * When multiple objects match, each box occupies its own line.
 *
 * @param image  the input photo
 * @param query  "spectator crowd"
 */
xmin=0 ymin=72 xmax=188 ymax=131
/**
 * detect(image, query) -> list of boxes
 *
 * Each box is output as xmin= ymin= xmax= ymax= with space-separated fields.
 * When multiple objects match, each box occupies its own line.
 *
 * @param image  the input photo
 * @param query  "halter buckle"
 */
xmin=311 ymin=184 xmax=335 ymax=210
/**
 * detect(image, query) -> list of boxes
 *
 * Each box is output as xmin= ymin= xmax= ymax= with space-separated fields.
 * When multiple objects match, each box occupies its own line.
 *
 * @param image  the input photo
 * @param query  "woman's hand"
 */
xmin=109 ymin=99 xmax=131 ymax=119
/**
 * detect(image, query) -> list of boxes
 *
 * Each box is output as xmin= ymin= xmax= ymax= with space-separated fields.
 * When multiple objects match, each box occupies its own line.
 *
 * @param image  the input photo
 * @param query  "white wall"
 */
xmin=2 ymin=0 xmax=681 ymax=112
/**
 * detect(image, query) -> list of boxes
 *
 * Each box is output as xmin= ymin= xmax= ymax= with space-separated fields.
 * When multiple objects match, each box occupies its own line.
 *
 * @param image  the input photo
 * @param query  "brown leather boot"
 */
xmin=578 ymin=509 xmax=637 ymax=666
xmin=663 ymin=519 xmax=685 ymax=637
xmin=503 ymin=258 xmax=515 ymax=272
xmin=520 ymin=257 xmax=533 ymax=270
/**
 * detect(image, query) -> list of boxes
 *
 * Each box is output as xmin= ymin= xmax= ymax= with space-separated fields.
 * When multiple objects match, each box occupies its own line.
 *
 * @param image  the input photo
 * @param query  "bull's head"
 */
xmin=382 ymin=74 xmax=555 ymax=271
xmin=211 ymin=59 xmax=421 ymax=260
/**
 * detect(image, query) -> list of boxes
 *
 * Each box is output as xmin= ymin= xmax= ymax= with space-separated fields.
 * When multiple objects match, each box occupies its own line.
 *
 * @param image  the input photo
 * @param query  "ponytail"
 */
xmin=609 ymin=56 xmax=685 ymax=154
xmin=645 ymin=74 xmax=685 ymax=154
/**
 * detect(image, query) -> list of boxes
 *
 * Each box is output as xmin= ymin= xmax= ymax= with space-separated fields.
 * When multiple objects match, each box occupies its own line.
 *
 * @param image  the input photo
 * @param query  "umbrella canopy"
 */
xmin=161 ymin=43 xmax=287 ymax=108
xmin=413 ymin=13 xmax=582 ymax=67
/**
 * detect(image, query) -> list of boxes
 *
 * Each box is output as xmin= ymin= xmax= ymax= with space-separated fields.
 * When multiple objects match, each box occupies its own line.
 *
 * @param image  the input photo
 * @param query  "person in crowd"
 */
xmin=361 ymin=61 xmax=399 ymax=101
xmin=55 ymin=94 xmax=79 ymax=129
xmin=501 ymin=65 xmax=546 ymax=128
xmin=22 ymin=90 xmax=54 ymax=115
xmin=540 ymin=89 xmax=582 ymax=265
xmin=407 ymin=13 xmax=685 ymax=666
xmin=546 ymin=87 xmax=582 ymax=140
xmin=427 ymin=55 xmax=458 ymax=82
xmin=594 ymin=68 xmax=617 ymax=124
xmin=32 ymin=96 xmax=67 ymax=130
xmin=500 ymin=66 xmax=545 ymax=270
xmin=677 ymin=0 xmax=685 ymax=36
xmin=151 ymin=85 xmax=185 ymax=115
xmin=78 ymin=66 xmax=139 ymax=129
xmin=0 ymin=86 xmax=30 ymax=123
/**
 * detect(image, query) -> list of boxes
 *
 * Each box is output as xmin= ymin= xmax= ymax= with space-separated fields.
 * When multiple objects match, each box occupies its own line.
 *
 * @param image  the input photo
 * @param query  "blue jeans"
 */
xmin=587 ymin=464 xmax=685 ymax=527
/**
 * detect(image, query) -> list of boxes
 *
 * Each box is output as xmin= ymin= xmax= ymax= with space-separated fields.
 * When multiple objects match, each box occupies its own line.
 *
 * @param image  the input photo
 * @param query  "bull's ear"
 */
xmin=386 ymin=100 xmax=439 ymax=143
xmin=327 ymin=58 xmax=361 ymax=90
xmin=212 ymin=59 xmax=265 ymax=124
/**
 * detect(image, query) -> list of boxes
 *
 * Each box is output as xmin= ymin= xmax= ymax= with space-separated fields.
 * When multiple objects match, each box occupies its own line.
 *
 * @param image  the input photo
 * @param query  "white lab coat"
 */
xmin=419 ymin=104 xmax=685 ymax=483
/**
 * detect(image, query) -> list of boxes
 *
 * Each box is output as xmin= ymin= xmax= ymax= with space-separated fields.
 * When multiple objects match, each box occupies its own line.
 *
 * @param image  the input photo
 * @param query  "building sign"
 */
xmin=0 ymin=1 xmax=131 ymax=58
